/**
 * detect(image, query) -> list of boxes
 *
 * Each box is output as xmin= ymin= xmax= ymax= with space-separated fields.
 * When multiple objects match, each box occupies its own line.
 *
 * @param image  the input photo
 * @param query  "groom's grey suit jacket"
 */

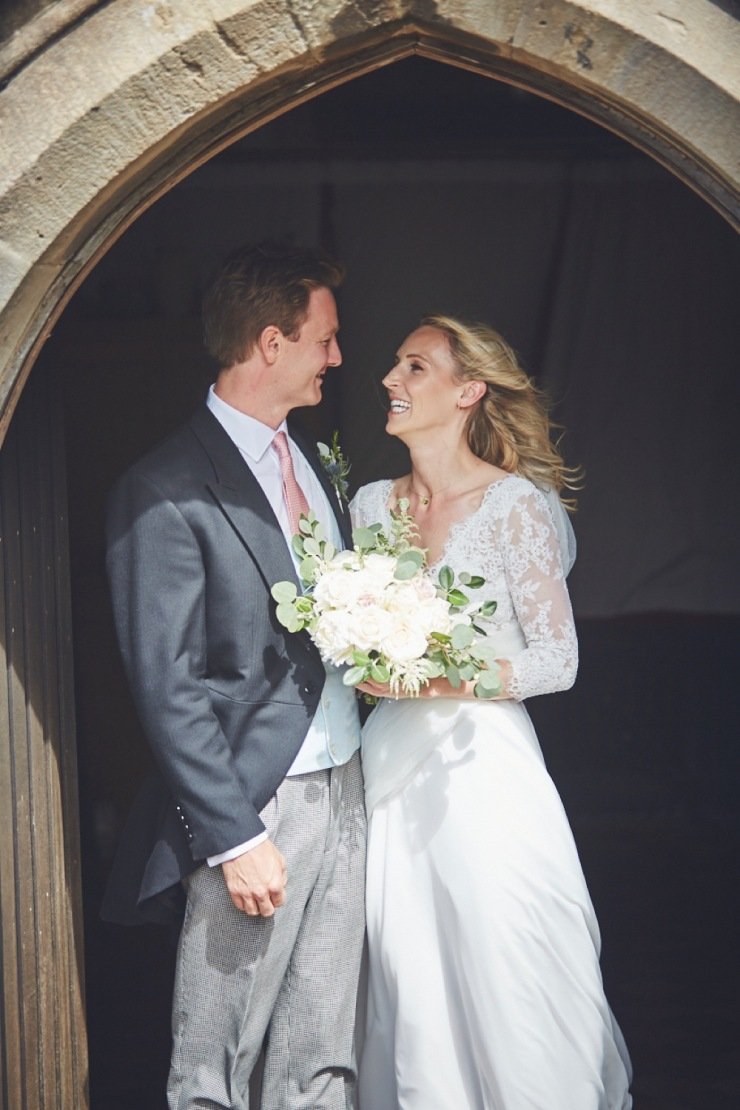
xmin=102 ymin=404 xmax=352 ymax=925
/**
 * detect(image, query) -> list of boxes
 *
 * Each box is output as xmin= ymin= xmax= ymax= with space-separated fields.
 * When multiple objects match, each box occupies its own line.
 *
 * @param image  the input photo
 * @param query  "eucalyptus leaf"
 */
xmin=303 ymin=537 xmax=322 ymax=557
xmin=438 ymin=566 xmax=454 ymax=590
xmin=473 ymin=643 xmax=499 ymax=666
xmin=343 ymin=666 xmax=368 ymax=687
xmin=451 ymin=624 xmax=474 ymax=649
xmin=445 ymin=664 xmax=462 ymax=688
xmin=395 ymin=552 xmax=423 ymax=580
xmin=275 ymin=603 xmax=302 ymax=632
xmin=370 ymin=662 xmax=390 ymax=684
xmin=299 ymin=516 xmax=314 ymax=535
xmin=352 ymin=526 xmax=377 ymax=550
xmin=422 ymin=659 xmax=445 ymax=678
xmin=447 ymin=589 xmax=470 ymax=608
xmin=467 ymin=576 xmax=485 ymax=589
xmin=299 ymin=556 xmax=318 ymax=581
xmin=271 ymin=581 xmax=297 ymax=603
xmin=476 ymin=667 xmax=502 ymax=695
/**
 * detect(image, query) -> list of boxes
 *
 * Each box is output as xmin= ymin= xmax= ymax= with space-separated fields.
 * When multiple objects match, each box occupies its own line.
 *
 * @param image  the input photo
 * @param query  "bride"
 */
xmin=351 ymin=316 xmax=632 ymax=1109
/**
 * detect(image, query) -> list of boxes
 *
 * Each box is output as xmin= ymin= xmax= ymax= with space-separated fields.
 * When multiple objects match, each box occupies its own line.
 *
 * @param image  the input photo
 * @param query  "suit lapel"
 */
xmin=189 ymin=406 xmax=299 ymax=590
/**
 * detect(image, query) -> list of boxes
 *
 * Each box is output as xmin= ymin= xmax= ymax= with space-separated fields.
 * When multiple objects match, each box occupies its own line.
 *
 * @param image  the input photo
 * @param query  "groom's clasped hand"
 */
xmin=221 ymin=838 xmax=288 ymax=917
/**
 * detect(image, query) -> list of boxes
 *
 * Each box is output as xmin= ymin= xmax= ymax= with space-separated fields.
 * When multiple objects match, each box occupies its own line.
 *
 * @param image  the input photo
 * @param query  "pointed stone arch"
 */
xmin=0 ymin=0 xmax=738 ymax=438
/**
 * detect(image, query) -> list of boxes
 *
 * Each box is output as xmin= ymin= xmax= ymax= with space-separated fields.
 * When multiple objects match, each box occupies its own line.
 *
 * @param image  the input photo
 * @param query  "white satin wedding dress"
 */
xmin=351 ymin=476 xmax=632 ymax=1110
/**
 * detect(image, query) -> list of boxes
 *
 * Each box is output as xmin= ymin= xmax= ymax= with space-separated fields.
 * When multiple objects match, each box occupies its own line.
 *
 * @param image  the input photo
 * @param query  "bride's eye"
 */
xmin=410 ymin=362 xmax=423 ymax=374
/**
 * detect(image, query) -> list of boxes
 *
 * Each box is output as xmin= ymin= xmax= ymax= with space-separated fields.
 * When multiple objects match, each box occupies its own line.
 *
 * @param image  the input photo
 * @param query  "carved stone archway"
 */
xmin=1 ymin=0 xmax=738 ymax=439
xmin=0 ymin=2 xmax=737 ymax=1106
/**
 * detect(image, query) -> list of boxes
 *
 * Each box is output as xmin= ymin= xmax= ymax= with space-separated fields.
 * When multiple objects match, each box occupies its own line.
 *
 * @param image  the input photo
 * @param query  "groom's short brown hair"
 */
xmin=203 ymin=241 xmax=344 ymax=369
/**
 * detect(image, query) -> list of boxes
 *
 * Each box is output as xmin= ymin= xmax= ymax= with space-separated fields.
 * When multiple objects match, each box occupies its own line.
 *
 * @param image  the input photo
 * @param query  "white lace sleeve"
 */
xmin=499 ymin=488 xmax=578 ymax=701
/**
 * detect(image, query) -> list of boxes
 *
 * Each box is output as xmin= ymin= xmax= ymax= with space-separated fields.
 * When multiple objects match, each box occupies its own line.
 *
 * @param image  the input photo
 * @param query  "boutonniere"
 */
xmin=317 ymin=430 xmax=351 ymax=507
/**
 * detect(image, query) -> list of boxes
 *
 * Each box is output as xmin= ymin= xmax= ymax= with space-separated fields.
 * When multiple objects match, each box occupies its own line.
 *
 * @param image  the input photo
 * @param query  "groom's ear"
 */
xmin=258 ymin=325 xmax=282 ymax=365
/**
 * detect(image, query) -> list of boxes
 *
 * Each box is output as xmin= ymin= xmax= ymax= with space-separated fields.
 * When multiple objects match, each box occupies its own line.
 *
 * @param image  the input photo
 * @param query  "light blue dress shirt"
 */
xmin=205 ymin=388 xmax=361 ymax=863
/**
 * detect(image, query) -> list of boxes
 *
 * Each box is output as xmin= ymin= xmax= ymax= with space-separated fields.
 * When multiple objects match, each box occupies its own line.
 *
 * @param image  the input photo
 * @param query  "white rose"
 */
xmin=313 ymin=565 xmax=364 ymax=610
xmin=345 ymin=604 xmax=394 ymax=652
xmin=416 ymin=596 xmax=454 ymax=636
xmin=384 ymin=580 xmax=451 ymax=636
xmin=384 ymin=580 xmax=424 ymax=614
xmin=380 ymin=619 xmax=429 ymax=664
xmin=361 ymin=553 xmax=397 ymax=591
xmin=410 ymin=574 xmax=437 ymax=601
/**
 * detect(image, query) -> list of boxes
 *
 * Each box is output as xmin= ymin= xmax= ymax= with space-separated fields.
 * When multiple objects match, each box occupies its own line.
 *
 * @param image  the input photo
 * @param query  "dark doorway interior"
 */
xmin=36 ymin=58 xmax=740 ymax=1108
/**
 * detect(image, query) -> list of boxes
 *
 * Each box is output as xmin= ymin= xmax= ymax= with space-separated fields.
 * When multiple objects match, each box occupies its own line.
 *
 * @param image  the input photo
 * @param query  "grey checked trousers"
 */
xmin=167 ymin=752 xmax=366 ymax=1110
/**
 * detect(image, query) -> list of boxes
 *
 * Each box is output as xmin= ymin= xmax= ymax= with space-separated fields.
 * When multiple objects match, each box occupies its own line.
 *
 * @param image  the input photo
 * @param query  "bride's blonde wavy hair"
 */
xmin=421 ymin=314 xmax=582 ymax=509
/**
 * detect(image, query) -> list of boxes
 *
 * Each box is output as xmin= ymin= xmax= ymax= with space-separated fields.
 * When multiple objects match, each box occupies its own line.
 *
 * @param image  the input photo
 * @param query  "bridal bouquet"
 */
xmin=270 ymin=500 xmax=502 ymax=698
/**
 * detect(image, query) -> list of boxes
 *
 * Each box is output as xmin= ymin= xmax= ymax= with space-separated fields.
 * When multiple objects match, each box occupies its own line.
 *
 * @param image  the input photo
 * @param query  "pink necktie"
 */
xmin=272 ymin=431 xmax=310 ymax=536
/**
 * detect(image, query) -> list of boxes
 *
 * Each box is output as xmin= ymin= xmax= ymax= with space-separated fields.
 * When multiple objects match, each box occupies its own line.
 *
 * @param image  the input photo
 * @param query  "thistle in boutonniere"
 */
xmin=317 ymin=430 xmax=351 ymax=506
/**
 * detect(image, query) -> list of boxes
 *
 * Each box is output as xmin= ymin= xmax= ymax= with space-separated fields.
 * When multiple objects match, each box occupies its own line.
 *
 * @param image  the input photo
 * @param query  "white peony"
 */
xmin=312 ymin=610 xmax=356 ymax=664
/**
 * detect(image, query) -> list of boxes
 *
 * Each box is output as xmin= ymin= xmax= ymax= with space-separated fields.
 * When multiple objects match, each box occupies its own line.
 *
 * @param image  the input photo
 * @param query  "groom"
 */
xmin=103 ymin=241 xmax=366 ymax=1108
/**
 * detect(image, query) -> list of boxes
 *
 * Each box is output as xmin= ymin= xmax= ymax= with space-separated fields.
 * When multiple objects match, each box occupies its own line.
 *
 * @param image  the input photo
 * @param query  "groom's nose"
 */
xmin=327 ymin=336 xmax=342 ymax=367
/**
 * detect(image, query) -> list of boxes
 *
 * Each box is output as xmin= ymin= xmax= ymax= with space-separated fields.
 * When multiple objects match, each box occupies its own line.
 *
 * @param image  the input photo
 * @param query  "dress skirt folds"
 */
xmin=352 ymin=476 xmax=632 ymax=1109
xmin=358 ymin=697 xmax=632 ymax=1110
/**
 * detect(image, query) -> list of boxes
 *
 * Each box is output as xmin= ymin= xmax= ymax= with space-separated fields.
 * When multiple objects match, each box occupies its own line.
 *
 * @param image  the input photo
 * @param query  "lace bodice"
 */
xmin=350 ymin=476 xmax=578 ymax=701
